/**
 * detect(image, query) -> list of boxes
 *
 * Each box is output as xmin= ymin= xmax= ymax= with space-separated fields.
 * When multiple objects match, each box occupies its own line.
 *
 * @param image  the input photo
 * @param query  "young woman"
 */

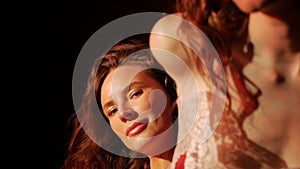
xmin=149 ymin=0 xmax=291 ymax=168
xmin=62 ymin=34 xmax=180 ymax=169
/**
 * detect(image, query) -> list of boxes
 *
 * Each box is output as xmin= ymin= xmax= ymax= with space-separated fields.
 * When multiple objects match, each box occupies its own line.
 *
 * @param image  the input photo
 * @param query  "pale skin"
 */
xmin=150 ymin=0 xmax=300 ymax=167
xmin=233 ymin=0 xmax=300 ymax=167
xmin=101 ymin=67 xmax=177 ymax=169
xmin=150 ymin=12 xmax=211 ymax=95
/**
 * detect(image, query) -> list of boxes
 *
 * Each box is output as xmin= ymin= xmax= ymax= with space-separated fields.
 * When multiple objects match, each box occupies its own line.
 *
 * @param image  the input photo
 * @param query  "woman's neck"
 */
xmin=149 ymin=147 xmax=175 ymax=169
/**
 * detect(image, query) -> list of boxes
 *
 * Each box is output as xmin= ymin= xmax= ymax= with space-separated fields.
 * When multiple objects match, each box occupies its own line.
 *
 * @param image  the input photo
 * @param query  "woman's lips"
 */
xmin=126 ymin=122 xmax=148 ymax=137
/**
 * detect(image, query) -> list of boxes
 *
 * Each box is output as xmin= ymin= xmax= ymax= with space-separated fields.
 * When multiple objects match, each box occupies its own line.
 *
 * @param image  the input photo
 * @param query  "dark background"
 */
xmin=36 ymin=0 xmax=175 ymax=169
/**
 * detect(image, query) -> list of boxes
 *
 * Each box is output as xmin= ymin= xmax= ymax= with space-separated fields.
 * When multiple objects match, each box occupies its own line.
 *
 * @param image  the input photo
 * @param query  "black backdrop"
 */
xmin=36 ymin=0 xmax=175 ymax=169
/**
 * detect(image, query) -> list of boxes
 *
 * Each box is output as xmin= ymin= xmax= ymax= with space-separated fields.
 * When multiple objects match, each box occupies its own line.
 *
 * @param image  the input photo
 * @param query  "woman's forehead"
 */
xmin=101 ymin=67 xmax=158 ymax=100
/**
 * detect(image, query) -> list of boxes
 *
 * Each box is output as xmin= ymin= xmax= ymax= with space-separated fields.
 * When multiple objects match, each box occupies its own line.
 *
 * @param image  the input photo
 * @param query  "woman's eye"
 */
xmin=129 ymin=90 xmax=143 ymax=99
xmin=108 ymin=108 xmax=118 ymax=116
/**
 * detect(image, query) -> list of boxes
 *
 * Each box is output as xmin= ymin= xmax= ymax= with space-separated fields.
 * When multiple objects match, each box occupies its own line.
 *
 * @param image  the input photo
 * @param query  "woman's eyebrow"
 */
xmin=103 ymin=100 xmax=114 ymax=111
xmin=103 ymin=82 xmax=144 ymax=110
xmin=128 ymin=81 xmax=144 ymax=90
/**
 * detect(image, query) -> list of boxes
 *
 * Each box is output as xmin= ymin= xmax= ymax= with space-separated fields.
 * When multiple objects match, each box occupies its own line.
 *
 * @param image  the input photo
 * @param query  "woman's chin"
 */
xmin=119 ymin=128 xmax=177 ymax=156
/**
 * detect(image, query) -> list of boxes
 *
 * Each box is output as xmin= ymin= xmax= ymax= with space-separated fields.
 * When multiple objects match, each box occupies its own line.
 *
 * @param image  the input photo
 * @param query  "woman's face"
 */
xmin=100 ymin=65 xmax=177 ymax=154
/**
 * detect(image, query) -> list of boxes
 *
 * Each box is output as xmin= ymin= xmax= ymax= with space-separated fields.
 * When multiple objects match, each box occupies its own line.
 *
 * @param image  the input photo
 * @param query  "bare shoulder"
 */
xmin=150 ymin=13 xmax=184 ymax=51
xmin=150 ymin=12 xmax=214 ymax=67
xmin=151 ymin=12 xmax=183 ymax=36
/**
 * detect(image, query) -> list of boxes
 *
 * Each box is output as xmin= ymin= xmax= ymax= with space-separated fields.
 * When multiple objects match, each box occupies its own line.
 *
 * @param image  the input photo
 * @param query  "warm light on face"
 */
xmin=100 ymin=66 xmax=177 ymax=155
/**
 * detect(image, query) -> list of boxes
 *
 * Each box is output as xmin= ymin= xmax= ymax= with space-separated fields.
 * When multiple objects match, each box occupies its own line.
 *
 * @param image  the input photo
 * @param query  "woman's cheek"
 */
xmin=131 ymin=94 xmax=152 ymax=113
xmin=110 ymin=118 xmax=125 ymax=134
xmin=149 ymin=89 xmax=167 ymax=116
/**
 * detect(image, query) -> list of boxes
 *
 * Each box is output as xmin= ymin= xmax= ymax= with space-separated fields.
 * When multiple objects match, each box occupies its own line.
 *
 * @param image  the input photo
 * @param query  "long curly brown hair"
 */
xmin=62 ymin=34 xmax=178 ymax=169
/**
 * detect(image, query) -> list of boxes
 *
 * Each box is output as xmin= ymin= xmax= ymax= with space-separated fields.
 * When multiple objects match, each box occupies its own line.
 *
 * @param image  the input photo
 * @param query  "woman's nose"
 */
xmin=118 ymin=110 xmax=138 ymax=122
